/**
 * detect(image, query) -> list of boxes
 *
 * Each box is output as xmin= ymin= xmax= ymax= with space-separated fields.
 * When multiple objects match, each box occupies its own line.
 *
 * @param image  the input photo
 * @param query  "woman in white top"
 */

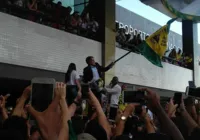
xmin=65 ymin=63 xmax=81 ymax=105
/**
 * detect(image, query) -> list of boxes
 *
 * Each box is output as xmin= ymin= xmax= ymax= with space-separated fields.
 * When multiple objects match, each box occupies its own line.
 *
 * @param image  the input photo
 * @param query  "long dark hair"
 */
xmin=65 ymin=63 xmax=76 ymax=83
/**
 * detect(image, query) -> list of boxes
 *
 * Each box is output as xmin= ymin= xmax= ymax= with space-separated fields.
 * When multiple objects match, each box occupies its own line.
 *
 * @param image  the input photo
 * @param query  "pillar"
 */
xmin=102 ymin=0 xmax=116 ymax=85
xmin=88 ymin=0 xmax=116 ymax=85
xmin=182 ymin=20 xmax=200 ymax=87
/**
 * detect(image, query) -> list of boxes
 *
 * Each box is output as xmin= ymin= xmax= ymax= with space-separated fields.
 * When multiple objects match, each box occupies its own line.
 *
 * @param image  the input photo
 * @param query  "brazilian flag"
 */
xmin=138 ymin=18 xmax=177 ymax=67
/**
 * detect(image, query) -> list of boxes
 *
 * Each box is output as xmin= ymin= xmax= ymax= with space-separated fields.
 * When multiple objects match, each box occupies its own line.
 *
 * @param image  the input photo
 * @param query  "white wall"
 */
xmin=0 ymin=13 xmax=102 ymax=75
xmin=115 ymin=47 xmax=193 ymax=92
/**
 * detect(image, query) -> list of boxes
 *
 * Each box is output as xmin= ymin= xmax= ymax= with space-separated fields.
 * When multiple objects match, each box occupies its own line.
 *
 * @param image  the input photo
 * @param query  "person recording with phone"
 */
xmin=105 ymin=77 xmax=121 ymax=105
xmin=83 ymin=56 xmax=114 ymax=101
xmin=65 ymin=63 xmax=81 ymax=105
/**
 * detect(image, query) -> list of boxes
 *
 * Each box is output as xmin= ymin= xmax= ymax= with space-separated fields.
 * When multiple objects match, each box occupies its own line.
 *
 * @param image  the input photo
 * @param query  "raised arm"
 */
xmin=142 ymin=88 xmax=184 ymax=140
xmin=0 ymin=94 xmax=10 ymax=121
xmin=12 ymin=86 xmax=31 ymax=117
xmin=115 ymin=104 xmax=136 ymax=137
xmin=179 ymin=98 xmax=199 ymax=135
xmin=88 ymin=89 xmax=112 ymax=139
xmin=98 ymin=62 xmax=114 ymax=72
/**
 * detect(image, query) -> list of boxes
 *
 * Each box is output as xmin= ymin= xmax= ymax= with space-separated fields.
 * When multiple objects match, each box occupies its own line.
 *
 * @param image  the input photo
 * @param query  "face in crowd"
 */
xmin=111 ymin=77 xmax=119 ymax=86
xmin=88 ymin=57 xmax=96 ymax=66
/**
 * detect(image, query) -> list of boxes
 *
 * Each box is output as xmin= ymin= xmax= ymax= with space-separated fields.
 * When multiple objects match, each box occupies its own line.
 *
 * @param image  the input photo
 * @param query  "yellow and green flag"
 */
xmin=138 ymin=18 xmax=177 ymax=67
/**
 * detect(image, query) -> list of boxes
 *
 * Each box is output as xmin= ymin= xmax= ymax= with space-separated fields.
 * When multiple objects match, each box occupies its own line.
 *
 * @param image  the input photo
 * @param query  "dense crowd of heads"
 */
xmin=1 ymin=83 xmax=200 ymax=140
xmin=0 ymin=56 xmax=200 ymax=140
xmin=0 ymin=0 xmax=99 ymax=40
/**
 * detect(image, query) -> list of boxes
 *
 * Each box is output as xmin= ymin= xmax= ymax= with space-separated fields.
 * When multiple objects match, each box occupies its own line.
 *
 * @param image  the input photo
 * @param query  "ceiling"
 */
xmin=140 ymin=0 xmax=200 ymax=18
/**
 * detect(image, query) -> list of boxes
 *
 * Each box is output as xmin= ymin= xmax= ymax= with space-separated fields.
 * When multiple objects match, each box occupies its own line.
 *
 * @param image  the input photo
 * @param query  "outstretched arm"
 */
xmin=98 ymin=62 xmax=114 ymax=72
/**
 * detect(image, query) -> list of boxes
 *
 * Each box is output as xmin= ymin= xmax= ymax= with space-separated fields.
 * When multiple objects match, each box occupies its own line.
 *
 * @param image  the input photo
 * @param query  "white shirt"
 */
xmin=105 ymin=84 xmax=121 ymax=105
xmin=67 ymin=70 xmax=80 ymax=85
xmin=91 ymin=66 xmax=100 ymax=82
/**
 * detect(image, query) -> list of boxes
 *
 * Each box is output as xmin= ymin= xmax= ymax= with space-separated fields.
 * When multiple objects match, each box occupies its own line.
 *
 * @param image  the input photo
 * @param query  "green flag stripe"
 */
xmin=138 ymin=41 xmax=163 ymax=67
xmin=161 ymin=0 xmax=200 ymax=22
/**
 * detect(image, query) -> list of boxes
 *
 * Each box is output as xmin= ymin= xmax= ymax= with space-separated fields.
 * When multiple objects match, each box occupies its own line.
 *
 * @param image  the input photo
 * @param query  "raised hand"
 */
xmin=123 ymin=104 xmax=138 ymax=118
xmin=26 ymin=82 xmax=69 ymax=140
xmin=0 ymin=94 xmax=10 ymax=110
xmin=166 ymin=98 xmax=178 ymax=118
xmin=0 ymin=94 xmax=10 ymax=121
xmin=139 ymin=88 xmax=160 ymax=112
xmin=12 ymin=86 xmax=31 ymax=117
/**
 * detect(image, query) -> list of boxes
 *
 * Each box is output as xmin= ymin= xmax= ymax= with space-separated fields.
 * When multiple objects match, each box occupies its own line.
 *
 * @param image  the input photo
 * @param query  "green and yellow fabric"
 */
xmin=118 ymin=91 xmax=127 ymax=111
xmin=161 ymin=0 xmax=200 ymax=22
xmin=138 ymin=18 xmax=176 ymax=67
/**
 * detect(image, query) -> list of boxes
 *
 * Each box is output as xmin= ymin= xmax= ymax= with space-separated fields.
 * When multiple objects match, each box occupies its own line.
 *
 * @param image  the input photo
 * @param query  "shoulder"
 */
xmin=115 ymin=84 xmax=122 ymax=90
xmin=84 ymin=66 xmax=90 ymax=71
xmin=71 ymin=70 xmax=78 ymax=74
xmin=95 ymin=63 xmax=101 ymax=68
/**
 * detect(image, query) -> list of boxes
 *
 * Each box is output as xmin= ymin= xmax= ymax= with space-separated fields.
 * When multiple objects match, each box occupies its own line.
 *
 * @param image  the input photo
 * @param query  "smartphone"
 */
xmin=186 ymin=87 xmax=200 ymax=98
xmin=108 ymin=105 xmax=118 ymax=122
xmin=81 ymin=84 xmax=89 ymax=99
xmin=173 ymin=92 xmax=182 ymax=105
xmin=30 ymin=78 xmax=55 ymax=124
xmin=123 ymin=91 xmax=145 ymax=104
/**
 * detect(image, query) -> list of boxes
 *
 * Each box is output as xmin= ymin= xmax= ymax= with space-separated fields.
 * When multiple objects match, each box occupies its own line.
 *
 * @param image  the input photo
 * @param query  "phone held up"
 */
xmin=186 ymin=86 xmax=200 ymax=98
xmin=173 ymin=92 xmax=182 ymax=106
xmin=29 ymin=77 xmax=56 ymax=125
xmin=81 ymin=84 xmax=89 ymax=99
xmin=123 ymin=90 xmax=145 ymax=104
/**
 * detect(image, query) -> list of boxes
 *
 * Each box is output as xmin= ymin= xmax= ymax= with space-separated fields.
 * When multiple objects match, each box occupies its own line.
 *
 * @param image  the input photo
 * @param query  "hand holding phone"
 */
xmin=186 ymin=87 xmax=200 ymax=98
xmin=81 ymin=84 xmax=89 ymax=99
xmin=173 ymin=92 xmax=182 ymax=106
xmin=31 ymin=78 xmax=55 ymax=112
xmin=27 ymin=82 xmax=68 ymax=140
xmin=123 ymin=91 xmax=145 ymax=104
xmin=108 ymin=105 xmax=118 ymax=122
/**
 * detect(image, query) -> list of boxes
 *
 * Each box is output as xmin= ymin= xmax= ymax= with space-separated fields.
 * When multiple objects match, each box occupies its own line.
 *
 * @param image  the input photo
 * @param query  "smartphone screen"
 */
xmin=81 ymin=85 xmax=89 ymax=99
xmin=108 ymin=106 xmax=118 ymax=122
xmin=31 ymin=83 xmax=54 ymax=112
xmin=188 ymin=87 xmax=198 ymax=97
xmin=173 ymin=92 xmax=182 ymax=105
xmin=124 ymin=91 xmax=145 ymax=103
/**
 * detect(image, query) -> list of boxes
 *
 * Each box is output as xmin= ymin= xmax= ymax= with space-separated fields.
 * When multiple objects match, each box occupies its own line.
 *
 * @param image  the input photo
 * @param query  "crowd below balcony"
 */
xmin=116 ymin=26 xmax=193 ymax=69
xmin=0 ymin=0 xmax=99 ymax=41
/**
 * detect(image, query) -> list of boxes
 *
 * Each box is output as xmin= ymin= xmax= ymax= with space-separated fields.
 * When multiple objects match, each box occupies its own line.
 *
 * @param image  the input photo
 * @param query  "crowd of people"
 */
xmin=116 ymin=26 xmax=193 ymax=69
xmin=0 ymin=56 xmax=200 ymax=140
xmin=0 ymin=0 xmax=99 ymax=40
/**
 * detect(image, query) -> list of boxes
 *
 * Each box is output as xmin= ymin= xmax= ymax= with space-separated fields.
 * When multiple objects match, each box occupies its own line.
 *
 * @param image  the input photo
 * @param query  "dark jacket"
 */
xmin=83 ymin=62 xmax=112 ymax=83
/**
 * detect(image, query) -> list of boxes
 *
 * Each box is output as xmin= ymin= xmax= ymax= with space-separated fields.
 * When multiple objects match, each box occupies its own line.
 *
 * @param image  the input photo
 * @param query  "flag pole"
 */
xmin=114 ymin=43 xmax=140 ymax=64
xmin=114 ymin=51 xmax=132 ymax=64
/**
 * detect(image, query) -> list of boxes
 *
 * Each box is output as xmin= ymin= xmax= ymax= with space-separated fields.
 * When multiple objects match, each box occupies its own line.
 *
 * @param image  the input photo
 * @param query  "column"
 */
xmin=88 ymin=0 xmax=116 ymax=85
xmin=182 ymin=20 xmax=200 ymax=87
xmin=102 ymin=0 xmax=116 ymax=85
